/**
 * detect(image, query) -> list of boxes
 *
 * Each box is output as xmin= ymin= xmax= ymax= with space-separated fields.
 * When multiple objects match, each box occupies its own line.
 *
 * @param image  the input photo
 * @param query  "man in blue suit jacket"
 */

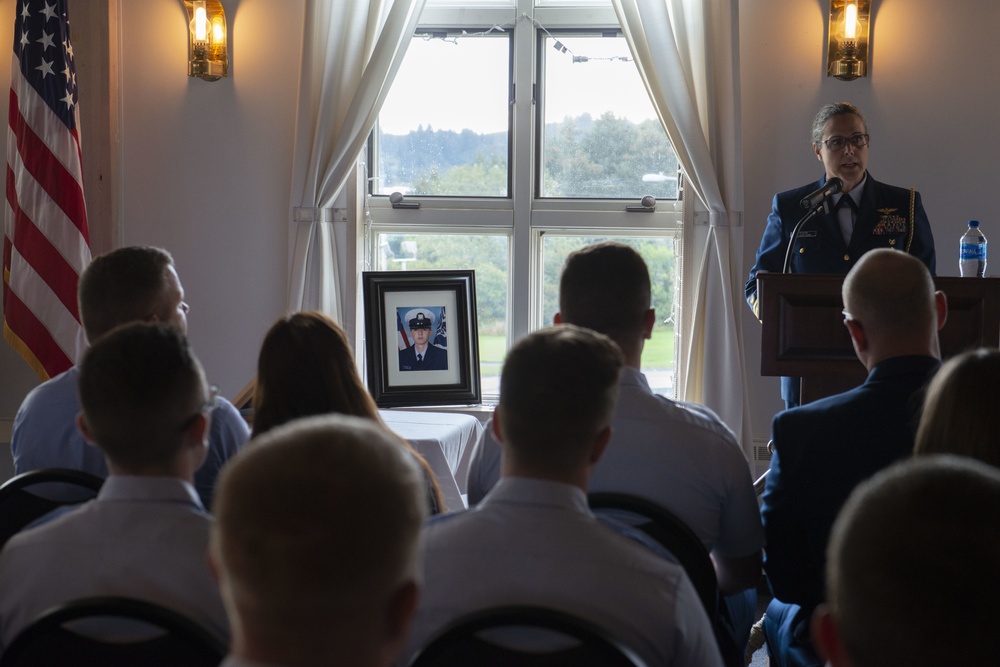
xmin=760 ymin=249 xmax=946 ymax=667
xmin=745 ymin=102 xmax=936 ymax=408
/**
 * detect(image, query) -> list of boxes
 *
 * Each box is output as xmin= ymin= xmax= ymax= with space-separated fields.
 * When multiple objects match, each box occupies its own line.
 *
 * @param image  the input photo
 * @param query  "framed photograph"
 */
xmin=362 ymin=270 xmax=481 ymax=408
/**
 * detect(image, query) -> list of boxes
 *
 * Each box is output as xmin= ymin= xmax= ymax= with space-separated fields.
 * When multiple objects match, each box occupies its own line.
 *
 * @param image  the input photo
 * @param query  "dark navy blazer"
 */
xmin=745 ymin=173 xmax=936 ymax=403
xmin=746 ymin=173 xmax=936 ymax=317
xmin=760 ymin=355 xmax=940 ymax=665
xmin=399 ymin=343 xmax=448 ymax=371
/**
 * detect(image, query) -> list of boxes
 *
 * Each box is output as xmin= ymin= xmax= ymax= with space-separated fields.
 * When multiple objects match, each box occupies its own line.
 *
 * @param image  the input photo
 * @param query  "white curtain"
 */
xmin=287 ymin=0 xmax=426 ymax=320
xmin=613 ymin=0 xmax=752 ymax=451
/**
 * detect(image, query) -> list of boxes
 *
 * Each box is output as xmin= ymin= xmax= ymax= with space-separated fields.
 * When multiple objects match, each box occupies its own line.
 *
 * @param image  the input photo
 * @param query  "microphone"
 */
xmin=799 ymin=177 xmax=843 ymax=210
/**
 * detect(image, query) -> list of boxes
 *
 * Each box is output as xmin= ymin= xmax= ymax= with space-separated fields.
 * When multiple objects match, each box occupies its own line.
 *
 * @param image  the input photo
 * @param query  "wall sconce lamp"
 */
xmin=827 ymin=0 xmax=870 ymax=81
xmin=182 ymin=0 xmax=228 ymax=81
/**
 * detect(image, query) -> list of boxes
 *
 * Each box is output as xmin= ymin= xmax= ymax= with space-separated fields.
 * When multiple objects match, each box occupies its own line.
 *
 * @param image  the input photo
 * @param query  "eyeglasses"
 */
xmin=177 ymin=385 xmax=220 ymax=432
xmin=819 ymin=134 xmax=869 ymax=151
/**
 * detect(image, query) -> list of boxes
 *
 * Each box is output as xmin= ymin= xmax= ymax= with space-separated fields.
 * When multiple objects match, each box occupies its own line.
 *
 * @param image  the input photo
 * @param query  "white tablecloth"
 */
xmin=380 ymin=410 xmax=483 ymax=511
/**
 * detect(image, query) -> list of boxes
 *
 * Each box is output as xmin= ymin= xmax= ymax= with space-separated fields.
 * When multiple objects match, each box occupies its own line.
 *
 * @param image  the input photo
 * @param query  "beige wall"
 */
xmin=2 ymin=0 xmax=998 ymax=453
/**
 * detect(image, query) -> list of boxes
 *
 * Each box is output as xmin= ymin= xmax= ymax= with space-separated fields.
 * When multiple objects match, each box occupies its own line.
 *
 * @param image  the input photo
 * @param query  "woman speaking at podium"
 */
xmin=745 ymin=102 xmax=936 ymax=408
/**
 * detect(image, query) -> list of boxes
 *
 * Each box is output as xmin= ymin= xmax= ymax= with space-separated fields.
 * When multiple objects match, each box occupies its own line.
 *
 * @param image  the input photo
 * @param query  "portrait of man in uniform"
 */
xmin=398 ymin=308 xmax=448 ymax=372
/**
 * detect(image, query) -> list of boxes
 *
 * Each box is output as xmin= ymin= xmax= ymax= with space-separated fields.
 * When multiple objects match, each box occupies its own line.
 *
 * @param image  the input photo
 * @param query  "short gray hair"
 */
xmin=811 ymin=102 xmax=868 ymax=144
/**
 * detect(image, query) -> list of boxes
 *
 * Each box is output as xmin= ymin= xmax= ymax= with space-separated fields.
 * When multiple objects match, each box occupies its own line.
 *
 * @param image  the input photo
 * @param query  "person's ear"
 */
xmin=642 ymin=308 xmax=655 ymax=340
xmin=811 ymin=604 xmax=852 ymax=667
xmin=490 ymin=409 xmax=504 ymax=444
xmin=845 ymin=318 xmax=867 ymax=352
xmin=934 ymin=291 xmax=948 ymax=331
xmin=184 ymin=412 xmax=210 ymax=448
xmin=553 ymin=312 xmax=563 ymax=325
xmin=75 ymin=412 xmax=99 ymax=447
xmin=384 ymin=580 xmax=419 ymax=659
xmin=588 ymin=425 xmax=612 ymax=466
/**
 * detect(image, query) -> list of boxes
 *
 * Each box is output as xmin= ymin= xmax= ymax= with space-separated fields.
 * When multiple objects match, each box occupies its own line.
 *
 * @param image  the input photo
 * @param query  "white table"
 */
xmin=380 ymin=410 xmax=483 ymax=511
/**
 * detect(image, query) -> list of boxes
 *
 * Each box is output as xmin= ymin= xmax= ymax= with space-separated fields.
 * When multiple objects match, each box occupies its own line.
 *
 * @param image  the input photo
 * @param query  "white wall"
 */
xmin=117 ymin=0 xmax=302 ymax=400
xmin=2 ymin=0 xmax=998 ymax=452
xmin=739 ymin=0 xmax=1000 ymax=446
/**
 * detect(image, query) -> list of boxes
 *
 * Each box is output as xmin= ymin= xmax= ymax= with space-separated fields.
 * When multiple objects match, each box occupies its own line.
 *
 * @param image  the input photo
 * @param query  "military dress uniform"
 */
xmin=399 ymin=311 xmax=448 ymax=371
xmin=745 ymin=173 xmax=936 ymax=404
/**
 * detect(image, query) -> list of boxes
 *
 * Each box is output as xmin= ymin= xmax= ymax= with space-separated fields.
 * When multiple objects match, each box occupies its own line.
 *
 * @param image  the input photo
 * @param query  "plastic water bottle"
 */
xmin=960 ymin=220 xmax=988 ymax=277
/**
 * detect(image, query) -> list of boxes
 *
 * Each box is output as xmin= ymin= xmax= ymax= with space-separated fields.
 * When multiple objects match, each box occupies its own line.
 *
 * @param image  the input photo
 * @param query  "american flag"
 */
xmin=397 ymin=311 xmax=411 ymax=351
xmin=2 ymin=0 xmax=90 ymax=379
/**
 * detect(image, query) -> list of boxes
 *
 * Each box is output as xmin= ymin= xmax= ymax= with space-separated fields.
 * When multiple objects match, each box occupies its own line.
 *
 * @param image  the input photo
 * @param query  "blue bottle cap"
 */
xmin=970 ymin=220 xmax=981 ymax=228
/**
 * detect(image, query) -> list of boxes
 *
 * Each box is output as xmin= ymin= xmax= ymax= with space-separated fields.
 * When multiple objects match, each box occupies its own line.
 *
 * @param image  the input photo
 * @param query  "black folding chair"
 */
xmin=589 ymin=492 xmax=744 ymax=667
xmin=407 ymin=605 xmax=647 ymax=667
xmin=0 ymin=596 xmax=226 ymax=667
xmin=0 ymin=468 xmax=104 ymax=550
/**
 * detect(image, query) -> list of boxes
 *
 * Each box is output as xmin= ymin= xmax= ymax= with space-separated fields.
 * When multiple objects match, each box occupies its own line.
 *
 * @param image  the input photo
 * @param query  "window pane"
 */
xmin=374 ymin=35 xmax=510 ymax=198
xmin=540 ymin=235 xmax=677 ymax=396
xmin=540 ymin=34 xmax=678 ymax=199
xmin=375 ymin=232 xmax=509 ymax=396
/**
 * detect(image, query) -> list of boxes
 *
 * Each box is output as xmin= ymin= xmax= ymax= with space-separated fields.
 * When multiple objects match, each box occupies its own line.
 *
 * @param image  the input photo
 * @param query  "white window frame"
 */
xmin=362 ymin=1 xmax=685 ymax=401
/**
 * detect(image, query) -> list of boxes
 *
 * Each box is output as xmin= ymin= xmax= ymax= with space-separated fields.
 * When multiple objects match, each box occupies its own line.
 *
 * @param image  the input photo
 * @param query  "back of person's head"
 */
xmin=211 ymin=414 xmax=427 ymax=667
xmin=78 ymin=322 xmax=206 ymax=471
xmin=78 ymin=246 xmax=177 ymax=342
xmin=841 ymin=249 xmax=936 ymax=344
xmin=818 ymin=455 xmax=1000 ymax=667
xmin=811 ymin=102 xmax=868 ymax=144
xmin=252 ymin=311 xmax=378 ymax=437
xmin=558 ymin=242 xmax=651 ymax=351
xmin=498 ymin=324 xmax=623 ymax=477
xmin=915 ymin=348 xmax=1000 ymax=466
xmin=252 ymin=311 xmax=445 ymax=512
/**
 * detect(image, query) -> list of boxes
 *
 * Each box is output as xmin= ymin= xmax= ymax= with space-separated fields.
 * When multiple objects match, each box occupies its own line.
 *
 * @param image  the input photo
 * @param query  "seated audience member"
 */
xmin=211 ymin=414 xmax=426 ymax=667
xmin=0 ymin=323 xmax=229 ymax=647
xmin=11 ymin=245 xmax=248 ymax=509
xmin=466 ymin=242 xmax=762 ymax=642
xmin=251 ymin=311 xmax=443 ymax=512
xmin=761 ymin=248 xmax=946 ymax=667
xmin=405 ymin=325 xmax=723 ymax=667
xmin=914 ymin=347 xmax=1000 ymax=466
xmin=812 ymin=455 xmax=1000 ymax=667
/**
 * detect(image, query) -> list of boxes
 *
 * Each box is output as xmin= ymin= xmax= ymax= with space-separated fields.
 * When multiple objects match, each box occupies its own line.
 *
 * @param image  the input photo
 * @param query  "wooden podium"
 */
xmin=757 ymin=273 xmax=1000 ymax=404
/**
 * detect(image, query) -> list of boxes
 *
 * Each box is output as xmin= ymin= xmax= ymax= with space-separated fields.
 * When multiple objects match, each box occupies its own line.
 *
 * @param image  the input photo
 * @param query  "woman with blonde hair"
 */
xmin=253 ymin=311 xmax=444 ymax=512
xmin=914 ymin=347 xmax=1000 ymax=467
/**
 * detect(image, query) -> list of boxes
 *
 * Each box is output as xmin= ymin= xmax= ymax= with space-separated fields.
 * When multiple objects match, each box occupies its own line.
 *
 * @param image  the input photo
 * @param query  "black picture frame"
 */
xmin=362 ymin=270 xmax=481 ymax=408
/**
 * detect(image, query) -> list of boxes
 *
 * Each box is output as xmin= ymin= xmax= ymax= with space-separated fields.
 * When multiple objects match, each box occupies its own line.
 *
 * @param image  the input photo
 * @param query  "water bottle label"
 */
xmin=961 ymin=243 xmax=986 ymax=261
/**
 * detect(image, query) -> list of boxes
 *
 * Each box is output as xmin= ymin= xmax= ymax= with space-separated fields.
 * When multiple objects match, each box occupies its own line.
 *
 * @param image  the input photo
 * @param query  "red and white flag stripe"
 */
xmin=2 ymin=0 xmax=90 ymax=380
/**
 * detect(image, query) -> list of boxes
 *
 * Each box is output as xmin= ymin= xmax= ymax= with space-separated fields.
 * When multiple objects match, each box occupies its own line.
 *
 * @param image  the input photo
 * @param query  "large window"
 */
xmin=366 ymin=0 xmax=683 ymax=399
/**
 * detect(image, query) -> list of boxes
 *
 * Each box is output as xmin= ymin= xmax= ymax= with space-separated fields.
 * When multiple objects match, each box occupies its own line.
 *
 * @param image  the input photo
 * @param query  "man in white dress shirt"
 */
xmin=465 ymin=242 xmax=764 ymax=646
xmin=404 ymin=325 xmax=723 ymax=667
xmin=211 ymin=414 xmax=427 ymax=667
xmin=0 ymin=323 xmax=229 ymax=648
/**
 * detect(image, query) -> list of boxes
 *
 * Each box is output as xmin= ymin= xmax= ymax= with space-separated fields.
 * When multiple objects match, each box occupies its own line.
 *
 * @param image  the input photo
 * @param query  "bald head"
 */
xmin=211 ymin=414 xmax=427 ymax=666
xmin=841 ymin=249 xmax=942 ymax=365
xmin=819 ymin=456 xmax=1000 ymax=667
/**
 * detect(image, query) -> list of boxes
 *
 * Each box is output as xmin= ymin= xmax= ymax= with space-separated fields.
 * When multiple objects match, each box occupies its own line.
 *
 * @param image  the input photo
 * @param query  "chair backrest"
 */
xmin=407 ymin=605 xmax=647 ymax=667
xmin=588 ymin=492 xmax=744 ymax=667
xmin=0 ymin=468 xmax=104 ymax=550
xmin=0 ymin=596 xmax=227 ymax=667
xmin=588 ymin=491 xmax=718 ymax=615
